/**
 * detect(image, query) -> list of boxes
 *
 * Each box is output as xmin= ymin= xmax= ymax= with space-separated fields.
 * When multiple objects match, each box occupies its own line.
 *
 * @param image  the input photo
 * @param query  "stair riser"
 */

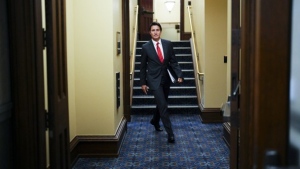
xmin=136 ymin=41 xmax=191 ymax=48
xmin=133 ymin=88 xmax=197 ymax=95
xmin=132 ymin=98 xmax=198 ymax=105
xmin=134 ymin=71 xmax=195 ymax=79
xmin=133 ymin=79 xmax=196 ymax=86
xmin=135 ymin=48 xmax=191 ymax=55
xmin=134 ymin=63 xmax=194 ymax=70
xmin=131 ymin=108 xmax=200 ymax=114
xmin=135 ymin=55 xmax=193 ymax=62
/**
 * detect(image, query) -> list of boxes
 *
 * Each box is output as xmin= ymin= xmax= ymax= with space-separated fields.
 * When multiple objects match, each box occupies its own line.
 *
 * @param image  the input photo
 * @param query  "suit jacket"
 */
xmin=140 ymin=39 xmax=183 ymax=90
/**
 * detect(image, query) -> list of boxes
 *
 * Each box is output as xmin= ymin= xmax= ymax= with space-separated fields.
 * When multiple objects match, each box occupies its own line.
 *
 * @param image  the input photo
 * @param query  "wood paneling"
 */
xmin=45 ymin=0 xmax=70 ymax=168
xmin=240 ymin=0 xmax=291 ymax=168
xmin=138 ymin=0 xmax=154 ymax=40
xmin=180 ymin=0 xmax=191 ymax=40
xmin=7 ymin=0 xmax=46 ymax=168
xmin=240 ymin=0 xmax=256 ymax=167
xmin=229 ymin=0 xmax=241 ymax=168
xmin=122 ymin=0 xmax=131 ymax=121
xmin=0 ymin=3 xmax=13 ymax=167
xmin=199 ymin=105 xmax=223 ymax=123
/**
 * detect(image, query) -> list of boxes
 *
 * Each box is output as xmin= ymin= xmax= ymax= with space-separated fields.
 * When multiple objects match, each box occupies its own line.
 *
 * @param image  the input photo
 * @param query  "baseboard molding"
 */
xmin=70 ymin=117 xmax=127 ymax=166
xmin=199 ymin=104 xmax=223 ymax=123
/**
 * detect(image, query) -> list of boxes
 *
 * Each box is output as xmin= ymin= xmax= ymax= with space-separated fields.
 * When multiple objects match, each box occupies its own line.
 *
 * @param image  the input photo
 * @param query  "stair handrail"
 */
xmin=187 ymin=6 xmax=204 ymax=103
xmin=130 ymin=5 xmax=139 ymax=105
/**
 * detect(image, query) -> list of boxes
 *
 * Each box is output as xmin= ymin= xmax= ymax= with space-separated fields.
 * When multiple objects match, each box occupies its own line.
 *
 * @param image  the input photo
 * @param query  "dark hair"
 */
xmin=148 ymin=22 xmax=162 ymax=31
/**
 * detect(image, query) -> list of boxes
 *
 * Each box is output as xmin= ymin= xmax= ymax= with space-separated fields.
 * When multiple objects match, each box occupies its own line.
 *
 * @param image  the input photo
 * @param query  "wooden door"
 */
xmin=45 ymin=0 xmax=70 ymax=168
xmin=229 ymin=0 xmax=241 ymax=168
xmin=138 ymin=0 xmax=154 ymax=40
xmin=122 ymin=0 xmax=131 ymax=121
xmin=240 ymin=0 xmax=291 ymax=168
xmin=180 ymin=0 xmax=191 ymax=40
xmin=8 ymin=0 xmax=46 ymax=168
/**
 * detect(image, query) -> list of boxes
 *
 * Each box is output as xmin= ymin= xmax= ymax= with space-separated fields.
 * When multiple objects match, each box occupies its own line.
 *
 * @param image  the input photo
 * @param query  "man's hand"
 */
xmin=141 ymin=85 xmax=149 ymax=94
xmin=178 ymin=78 xmax=183 ymax=83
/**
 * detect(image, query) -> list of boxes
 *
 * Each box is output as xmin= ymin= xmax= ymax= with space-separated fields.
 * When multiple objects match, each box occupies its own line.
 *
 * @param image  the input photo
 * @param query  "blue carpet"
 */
xmin=73 ymin=114 xmax=229 ymax=169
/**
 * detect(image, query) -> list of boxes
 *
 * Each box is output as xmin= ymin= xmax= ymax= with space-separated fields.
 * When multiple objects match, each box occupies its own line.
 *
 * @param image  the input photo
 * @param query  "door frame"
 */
xmin=229 ymin=0 xmax=241 ymax=168
xmin=8 ymin=0 xmax=46 ymax=168
xmin=7 ymin=0 xmax=132 ymax=167
xmin=122 ymin=0 xmax=131 ymax=121
xmin=45 ymin=0 xmax=71 ymax=168
xmin=240 ymin=0 xmax=291 ymax=168
xmin=180 ymin=0 xmax=191 ymax=40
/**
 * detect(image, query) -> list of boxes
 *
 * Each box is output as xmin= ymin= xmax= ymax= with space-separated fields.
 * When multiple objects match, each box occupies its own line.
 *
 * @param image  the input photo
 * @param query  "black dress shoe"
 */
xmin=168 ymin=135 xmax=175 ymax=143
xmin=150 ymin=120 xmax=163 ymax=131
xmin=154 ymin=126 xmax=163 ymax=131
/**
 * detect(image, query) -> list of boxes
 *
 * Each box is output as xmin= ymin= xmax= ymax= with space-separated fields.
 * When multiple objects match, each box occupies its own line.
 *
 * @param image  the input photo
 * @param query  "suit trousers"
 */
xmin=152 ymin=83 xmax=174 ymax=136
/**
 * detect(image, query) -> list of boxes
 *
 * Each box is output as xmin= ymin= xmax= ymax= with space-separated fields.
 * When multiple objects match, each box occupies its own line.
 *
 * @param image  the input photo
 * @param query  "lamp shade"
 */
xmin=165 ymin=1 xmax=175 ymax=12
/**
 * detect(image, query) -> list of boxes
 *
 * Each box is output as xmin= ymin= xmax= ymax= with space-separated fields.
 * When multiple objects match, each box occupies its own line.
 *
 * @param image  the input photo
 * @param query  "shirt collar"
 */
xmin=151 ymin=39 xmax=162 ymax=46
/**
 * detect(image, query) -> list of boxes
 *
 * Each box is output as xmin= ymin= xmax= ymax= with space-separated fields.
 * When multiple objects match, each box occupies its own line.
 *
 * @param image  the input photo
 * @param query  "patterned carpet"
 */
xmin=73 ymin=114 xmax=229 ymax=169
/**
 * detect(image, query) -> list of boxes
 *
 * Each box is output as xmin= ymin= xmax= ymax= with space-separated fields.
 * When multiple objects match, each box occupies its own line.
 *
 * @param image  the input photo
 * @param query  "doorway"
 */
xmin=138 ymin=0 xmax=190 ymax=41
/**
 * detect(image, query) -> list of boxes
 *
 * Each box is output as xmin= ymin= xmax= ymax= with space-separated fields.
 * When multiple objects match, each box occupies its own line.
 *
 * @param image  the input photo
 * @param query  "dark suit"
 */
xmin=140 ymin=39 xmax=183 ymax=137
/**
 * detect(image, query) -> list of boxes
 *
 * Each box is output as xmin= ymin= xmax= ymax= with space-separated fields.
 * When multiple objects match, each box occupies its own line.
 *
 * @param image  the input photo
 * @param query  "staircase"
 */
xmin=131 ymin=40 xmax=200 ymax=114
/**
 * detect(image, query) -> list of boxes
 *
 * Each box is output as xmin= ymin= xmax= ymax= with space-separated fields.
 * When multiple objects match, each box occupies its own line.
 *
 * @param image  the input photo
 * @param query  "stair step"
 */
xmin=136 ymin=40 xmax=191 ymax=48
xmin=131 ymin=107 xmax=200 ymax=114
xmin=132 ymin=95 xmax=197 ymax=99
xmin=132 ymin=95 xmax=198 ymax=105
xmin=134 ymin=62 xmax=194 ymax=70
xmin=134 ymin=61 xmax=193 ymax=64
xmin=131 ymin=105 xmax=199 ymax=108
xmin=133 ymin=77 xmax=195 ymax=81
xmin=134 ymin=54 xmax=192 ymax=57
xmin=135 ymin=48 xmax=192 ymax=55
xmin=133 ymin=86 xmax=196 ymax=89
xmin=134 ymin=69 xmax=195 ymax=73
xmin=136 ymin=47 xmax=191 ymax=50
xmin=134 ymin=69 xmax=195 ymax=79
xmin=134 ymin=54 xmax=193 ymax=62
xmin=132 ymin=40 xmax=198 ymax=114
xmin=133 ymin=86 xmax=197 ymax=96
xmin=133 ymin=78 xmax=196 ymax=86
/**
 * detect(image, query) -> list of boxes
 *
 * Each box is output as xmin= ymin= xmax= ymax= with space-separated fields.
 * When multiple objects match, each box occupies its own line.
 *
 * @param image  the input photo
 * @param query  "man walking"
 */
xmin=140 ymin=22 xmax=183 ymax=143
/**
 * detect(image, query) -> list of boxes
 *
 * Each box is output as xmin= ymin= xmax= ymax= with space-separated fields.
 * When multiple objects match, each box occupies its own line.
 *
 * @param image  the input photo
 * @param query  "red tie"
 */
xmin=156 ymin=42 xmax=164 ymax=63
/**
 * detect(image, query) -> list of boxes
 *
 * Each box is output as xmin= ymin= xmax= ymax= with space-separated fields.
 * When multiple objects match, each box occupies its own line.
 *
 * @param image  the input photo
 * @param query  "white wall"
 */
xmin=191 ymin=0 xmax=206 ymax=104
xmin=153 ymin=0 xmax=180 ymax=23
xmin=154 ymin=0 xmax=180 ymax=40
xmin=226 ymin=0 xmax=232 ymax=97
xmin=204 ymin=0 xmax=227 ymax=107
xmin=112 ymin=0 xmax=124 ymax=131
xmin=74 ymin=0 xmax=114 ymax=135
xmin=192 ymin=0 xmax=228 ymax=108
xmin=67 ymin=0 xmax=124 ymax=137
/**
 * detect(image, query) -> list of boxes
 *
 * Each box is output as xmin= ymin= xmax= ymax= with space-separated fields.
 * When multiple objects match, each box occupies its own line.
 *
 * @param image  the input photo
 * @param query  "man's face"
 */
xmin=149 ymin=25 xmax=161 ymax=41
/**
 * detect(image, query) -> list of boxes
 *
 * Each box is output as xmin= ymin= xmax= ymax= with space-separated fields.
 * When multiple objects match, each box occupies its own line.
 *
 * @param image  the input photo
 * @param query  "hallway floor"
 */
xmin=73 ymin=114 xmax=229 ymax=169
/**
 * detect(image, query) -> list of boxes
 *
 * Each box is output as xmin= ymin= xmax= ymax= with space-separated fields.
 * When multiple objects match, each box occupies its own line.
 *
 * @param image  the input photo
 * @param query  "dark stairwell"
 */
xmin=131 ymin=40 xmax=200 ymax=114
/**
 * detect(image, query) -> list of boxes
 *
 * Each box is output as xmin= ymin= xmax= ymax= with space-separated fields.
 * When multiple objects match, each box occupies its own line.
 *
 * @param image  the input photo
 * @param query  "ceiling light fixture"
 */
xmin=165 ymin=1 xmax=175 ymax=12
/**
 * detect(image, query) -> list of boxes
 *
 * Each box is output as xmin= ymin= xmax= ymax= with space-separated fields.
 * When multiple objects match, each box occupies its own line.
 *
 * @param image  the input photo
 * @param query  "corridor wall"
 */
xmin=67 ymin=0 xmax=124 ymax=139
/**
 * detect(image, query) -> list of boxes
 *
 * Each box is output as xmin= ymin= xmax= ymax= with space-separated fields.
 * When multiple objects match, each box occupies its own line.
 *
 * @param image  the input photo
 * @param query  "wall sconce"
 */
xmin=165 ymin=1 xmax=175 ymax=12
